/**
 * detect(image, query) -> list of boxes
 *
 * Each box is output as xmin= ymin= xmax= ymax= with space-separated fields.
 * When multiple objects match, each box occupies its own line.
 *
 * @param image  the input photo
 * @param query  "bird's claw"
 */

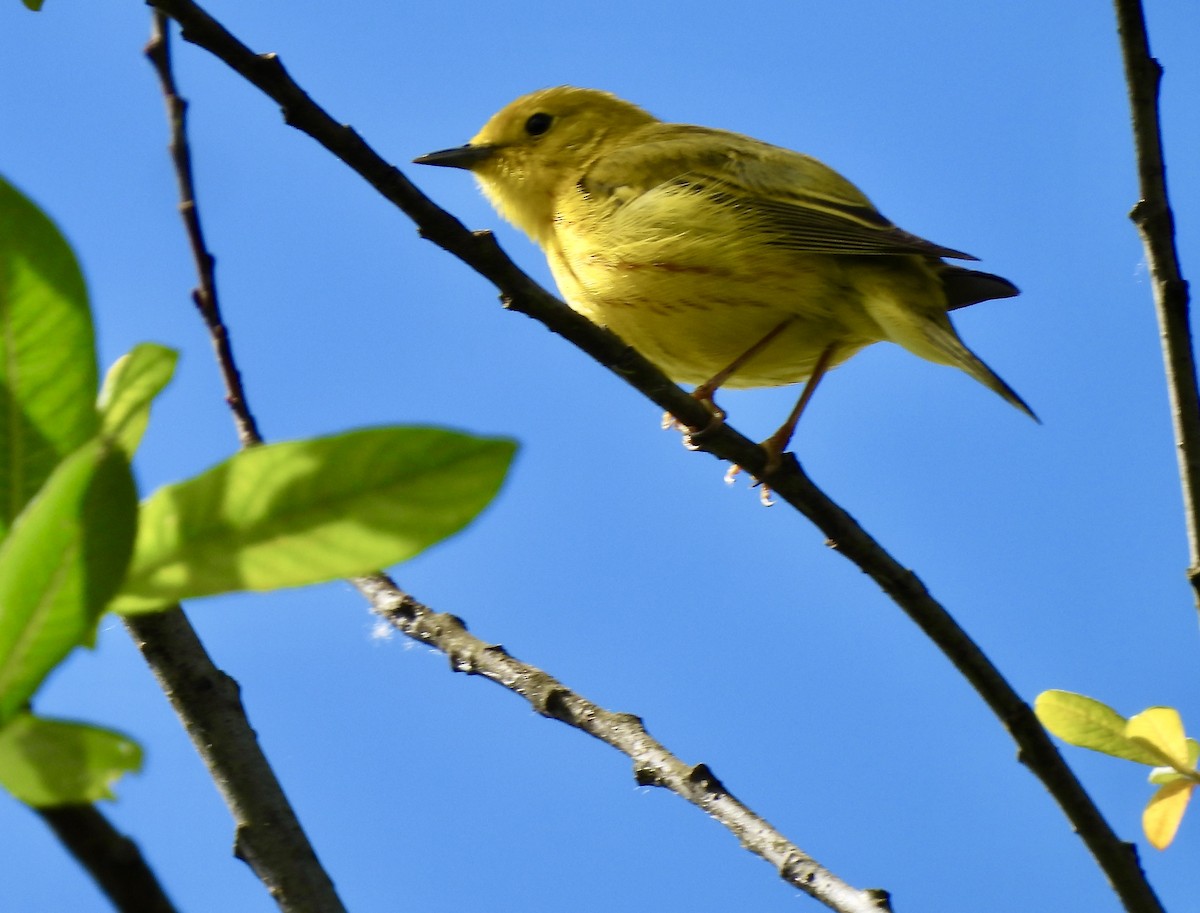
xmin=724 ymin=463 xmax=776 ymax=506
xmin=664 ymin=395 xmax=727 ymax=449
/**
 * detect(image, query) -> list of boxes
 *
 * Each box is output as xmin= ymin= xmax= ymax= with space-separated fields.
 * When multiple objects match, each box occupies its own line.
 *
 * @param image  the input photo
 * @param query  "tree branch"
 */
xmin=36 ymin=804 xmax=179 ymax=913
xmin=140 ymin=1 xmax=1167 ymax=910
xmin=146 ymin=10 xmax=263 ymax=449
xmin=1111 ymin=0 xmax=1200 ymax=603
xmin=355 ymin=573 xmax=893 ymax=913
xmin=124 ymin=607 xmax=346 ymax=913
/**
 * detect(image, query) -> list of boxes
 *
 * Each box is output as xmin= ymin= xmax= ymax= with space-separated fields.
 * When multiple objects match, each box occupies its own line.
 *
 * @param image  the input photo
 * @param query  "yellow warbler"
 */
xmin=416 ymin=86 xmax=1035 ymax=460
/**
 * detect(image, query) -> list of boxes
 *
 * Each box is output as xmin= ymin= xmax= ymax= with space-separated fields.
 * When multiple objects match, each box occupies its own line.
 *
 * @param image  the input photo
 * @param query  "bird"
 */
xmin=415 ymin=86 xmax=1035 ymax=472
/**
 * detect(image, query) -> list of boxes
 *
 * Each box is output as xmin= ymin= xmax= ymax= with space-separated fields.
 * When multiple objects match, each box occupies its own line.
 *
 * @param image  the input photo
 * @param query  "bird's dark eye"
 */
xmin=524 ymin=112 xmax=554 ymax=136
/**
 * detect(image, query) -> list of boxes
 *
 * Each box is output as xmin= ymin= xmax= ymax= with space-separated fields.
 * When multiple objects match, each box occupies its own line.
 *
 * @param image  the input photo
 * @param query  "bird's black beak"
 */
xmin=413 ymin=144 xmax=496 ymax=170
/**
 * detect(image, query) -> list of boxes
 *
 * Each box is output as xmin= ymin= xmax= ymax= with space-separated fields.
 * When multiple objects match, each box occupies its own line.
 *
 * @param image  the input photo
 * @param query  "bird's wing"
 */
xmin=582 ymin=124 xmax=977 ymax=261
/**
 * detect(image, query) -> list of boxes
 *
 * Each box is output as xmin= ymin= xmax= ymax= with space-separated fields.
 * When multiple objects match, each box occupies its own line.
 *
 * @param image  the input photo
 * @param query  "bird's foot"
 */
xmin=663 ymin=389 xmax=726 ymax=450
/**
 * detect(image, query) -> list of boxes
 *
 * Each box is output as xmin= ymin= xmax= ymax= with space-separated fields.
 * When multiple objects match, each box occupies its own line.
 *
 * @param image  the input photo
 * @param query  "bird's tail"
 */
xmin=865 ymin=288 xmax=1038 ymax=421
xmin=911 ymin=317 xmax=1039 ymax=422
xmin=857 ymin=263 xmax=1037 ymax=421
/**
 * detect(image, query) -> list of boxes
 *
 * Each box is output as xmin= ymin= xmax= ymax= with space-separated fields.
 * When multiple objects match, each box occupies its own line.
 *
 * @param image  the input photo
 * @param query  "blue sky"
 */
xmin=2 ymin=2 xmax=1199 ymax=911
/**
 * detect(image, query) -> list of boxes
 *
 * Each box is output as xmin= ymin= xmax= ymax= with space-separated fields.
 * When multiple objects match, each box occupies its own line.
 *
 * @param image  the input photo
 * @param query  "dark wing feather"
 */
xmin=728 ymin=195 xmax=978 ymax=260
xmin=939 ymin=266 xmax=1020 ymax=311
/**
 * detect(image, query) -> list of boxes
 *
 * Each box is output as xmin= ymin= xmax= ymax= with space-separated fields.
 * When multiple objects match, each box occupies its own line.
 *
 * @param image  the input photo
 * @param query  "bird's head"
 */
xmin=415 ymin=86 xmax=656 ymax=242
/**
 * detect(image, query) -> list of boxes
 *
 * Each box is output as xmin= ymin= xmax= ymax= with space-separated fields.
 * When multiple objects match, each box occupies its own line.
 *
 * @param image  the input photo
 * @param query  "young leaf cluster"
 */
xmin=1036 ymin=690 xmax=1200 ymax=849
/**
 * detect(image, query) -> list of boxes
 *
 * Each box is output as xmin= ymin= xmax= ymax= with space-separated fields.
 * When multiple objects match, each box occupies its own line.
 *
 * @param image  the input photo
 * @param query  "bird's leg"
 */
xmin=692 ymin=316 xmax=797 ymax=414
xmin=726 ymin=342 xmax=839 ymax=505
xmin=724 ymin=343 xmax=839 ymax=504
xmin=759 ymin=342 xmax=839 ymax=474
xmin=666 ymin=317 xmax=797 ymax=440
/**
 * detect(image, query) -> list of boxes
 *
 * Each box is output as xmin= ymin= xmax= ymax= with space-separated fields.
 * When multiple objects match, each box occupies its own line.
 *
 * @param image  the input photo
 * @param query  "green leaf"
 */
xmin=1034 ymin=690 xmax=1166 ymax=765
xmin=0 ymin=176 xmax=98 ymax=535
xmin=21 ymin=0 xmax=45 ymax=10
xmin=0 ymin=440 xmax=138 ymax=724
xmin=97 ymin=343 xmax=179 ymax=456
xmin=0 ymin=713 xmax=141 ymax=805
xmin=114 ymin=426 xmax=515 ymax=612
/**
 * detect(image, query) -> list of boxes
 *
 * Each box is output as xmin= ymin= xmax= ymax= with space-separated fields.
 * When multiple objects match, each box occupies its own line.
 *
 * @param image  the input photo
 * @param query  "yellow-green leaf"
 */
xmin=1149 ymin=767 xmax=1198 ymax=786
xmin=1034 ymin=691 xmax=1164 ymax=765
xmin=1149 ymin=739 xmax=1200 ymax=786
xmin=98 ymin=343 xmax=178 ymax=457
xmin=0 ymin=713 xmax=141 ymax=805
xmin=1143 ymin=778 xmax=1193 ymax=850
xmin=113 ymin=426 xmax=515 ymax=613
xmin=1126 ymin=707 xmax=1190 ymax=771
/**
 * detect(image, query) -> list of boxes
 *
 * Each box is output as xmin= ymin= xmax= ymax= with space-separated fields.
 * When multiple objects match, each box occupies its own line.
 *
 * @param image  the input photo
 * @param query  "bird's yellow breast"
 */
xmin=546 ymin=181 xmax=888 ymax=387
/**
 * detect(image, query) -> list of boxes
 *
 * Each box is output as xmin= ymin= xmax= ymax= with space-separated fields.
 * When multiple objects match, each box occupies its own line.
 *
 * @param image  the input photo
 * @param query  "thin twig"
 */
xmin=146 ymin=10 xmax=262 ymax=449
xmin=36 ymin=804 xmax=179 ymax=913
xmin=355 ymin=573 xmax=892 ymax=913
xmin=142 ymin=1 xmax=1167 ymax=910
xmin=134 ymin=14 xmax=344 ymax=913
xmin=1112 ymin=0 xmax=1200 ymax=602
xmin=124 ymin=607 xmax=346 ymax=913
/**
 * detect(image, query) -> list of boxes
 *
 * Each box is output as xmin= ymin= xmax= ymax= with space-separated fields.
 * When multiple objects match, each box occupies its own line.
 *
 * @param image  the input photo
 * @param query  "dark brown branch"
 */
xmin=1112 ymin=0 xmax=1200 ymax=602
xmin=36 ymin=804 xmax=179 ymax=913
xmin=146 ymin=11 xmax=262 ymax=449
xmin=354 ymin=573 xmax=893 ymax=913
xmin=124 ymin=607 xmax=346 ymax=913
xmin=141 ymin=2 xmax=1167 ymax=910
